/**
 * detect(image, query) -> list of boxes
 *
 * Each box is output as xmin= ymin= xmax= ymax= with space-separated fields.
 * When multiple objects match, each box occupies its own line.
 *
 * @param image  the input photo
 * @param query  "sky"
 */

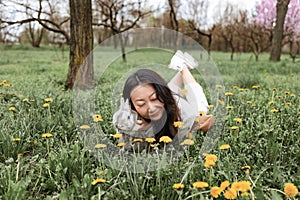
xmin=149 ymin=0 xmax=260 ymax=23
xmin=2 ymin=0 xmax=261 ymax=40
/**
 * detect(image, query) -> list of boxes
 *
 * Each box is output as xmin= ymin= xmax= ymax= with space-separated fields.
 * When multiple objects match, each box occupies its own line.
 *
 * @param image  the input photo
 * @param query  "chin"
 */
xmin=150 ymin=111 xmax=164 ymax=121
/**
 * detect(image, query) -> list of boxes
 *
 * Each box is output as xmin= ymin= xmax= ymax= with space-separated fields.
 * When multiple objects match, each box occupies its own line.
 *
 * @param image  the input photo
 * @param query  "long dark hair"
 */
xmin=122 ymin=69 xmax=181 ymax=142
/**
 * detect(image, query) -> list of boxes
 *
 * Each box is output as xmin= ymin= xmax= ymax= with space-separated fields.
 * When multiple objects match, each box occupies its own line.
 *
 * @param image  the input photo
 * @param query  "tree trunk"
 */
xmin=66 ymin=0 xmax=94 ymax=89
xmin=269 ymin=0 xmax=290 ymax=61
xmin=119 ymin=33 xmax=126 ymax=62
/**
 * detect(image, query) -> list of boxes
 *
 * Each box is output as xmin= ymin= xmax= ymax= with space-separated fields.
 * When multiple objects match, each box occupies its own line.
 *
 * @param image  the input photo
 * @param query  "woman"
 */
xmin=114 ymin=50 xmax=212 ymax=152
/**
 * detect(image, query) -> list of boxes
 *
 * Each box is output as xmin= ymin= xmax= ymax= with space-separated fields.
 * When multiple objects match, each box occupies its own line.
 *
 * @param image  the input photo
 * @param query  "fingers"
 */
xmin=136 ymin=119 xmax=143 ymax=125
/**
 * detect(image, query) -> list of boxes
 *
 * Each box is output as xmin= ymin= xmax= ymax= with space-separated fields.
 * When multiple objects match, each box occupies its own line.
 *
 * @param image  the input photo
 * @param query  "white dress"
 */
xmin=168 ymin=81 xmax=209 ymax=141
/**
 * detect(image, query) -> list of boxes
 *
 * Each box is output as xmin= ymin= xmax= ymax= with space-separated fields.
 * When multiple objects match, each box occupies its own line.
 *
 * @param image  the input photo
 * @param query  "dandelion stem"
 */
xmin=98 ymin=185 xmax=101 ymax=200
xmin=209 ymin=168 xmax=212 ymax=186
xmin=46 ymin=139 xmax=50 ymax=156
xmin=16 ymin=159 xmax=20 ymax=182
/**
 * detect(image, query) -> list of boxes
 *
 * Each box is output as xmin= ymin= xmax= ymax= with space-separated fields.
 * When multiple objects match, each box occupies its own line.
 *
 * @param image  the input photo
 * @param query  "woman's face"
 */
xmin=130 ymin=84 xmax=165 ymax=121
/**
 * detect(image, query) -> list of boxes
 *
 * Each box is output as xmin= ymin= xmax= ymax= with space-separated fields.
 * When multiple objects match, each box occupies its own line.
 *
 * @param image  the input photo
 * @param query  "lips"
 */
xmin=149 ymin=109 xmax=161 ymax=119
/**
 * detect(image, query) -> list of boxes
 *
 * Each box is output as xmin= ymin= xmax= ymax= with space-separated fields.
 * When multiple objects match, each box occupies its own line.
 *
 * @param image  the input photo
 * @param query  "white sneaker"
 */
xmin=183 ymin=52 xmax=198 ymax=69
xmin=169 ymin=50 xmax=186 ymax=71
xmin=169 ymin=50 xmax=198 ymax=71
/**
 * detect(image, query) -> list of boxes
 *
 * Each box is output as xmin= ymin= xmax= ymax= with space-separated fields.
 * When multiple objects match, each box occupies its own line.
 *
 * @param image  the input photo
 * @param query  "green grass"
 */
xmin=0 ymin=44 xmax=299 ymax=200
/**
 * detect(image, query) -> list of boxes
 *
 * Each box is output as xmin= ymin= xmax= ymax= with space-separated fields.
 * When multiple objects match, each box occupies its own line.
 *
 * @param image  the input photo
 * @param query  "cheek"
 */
xmin=137 ymin=108 xmax=148 ymax=118
xmin=134 ymin=106 xmax=148 ymax=118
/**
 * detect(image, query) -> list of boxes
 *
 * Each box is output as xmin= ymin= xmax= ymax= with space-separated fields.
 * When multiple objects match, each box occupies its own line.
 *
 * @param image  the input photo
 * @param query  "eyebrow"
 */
xmin=149 ymin=91 xmax=156 ymax=98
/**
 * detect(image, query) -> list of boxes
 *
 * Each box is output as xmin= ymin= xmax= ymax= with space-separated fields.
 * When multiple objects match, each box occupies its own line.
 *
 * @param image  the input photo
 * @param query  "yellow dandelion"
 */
xmin=4 ymin=83 xmax=12 ymax=87
xmin=22 ymin=98 xmax=29 ymax=102
xmin=173 ymin=183 xmax=184 ymax=189
xmin=182 ymin=88 xmax=188 ymax=95
xmin=204 ymin=154 xmax=218 ymax=162
xmin=198 ymin=111 xmax=206 ymax=116
xmin=224 ymin=188 xmax=237 ymax=199
xmin=42 ymin=133 xmax=53 ymax=138
xmin=91 ymin=178 xmax=106 ymax=185
xmin=239 ymin=88 xmax=248 ymax=92
xmin=285 ymin=102 xmax=292 ymax=106
xmin=252 ymin=85 xmax=260 ymax=89
xmin=80 ymin=125 xmax=90 ymax=129
xmin=133 ymin=138 xmax=143 ymax=143
xmin=284 ymin=91 xmax=290 ymax=95
xmin=9 ymin=106 xmax=16 ymax=111
xmin=219 ymin=144 xmax=230 ymax=150
xmin=290 ymin=73 xmax=295 ymax=77
xmin=284 ymin=183 xmax=298 ymax=198
xmin=117 ymin=142 xmax=125 ymax=147
xmin=44 ymin=98 xmax=53 ymax=102
xmin=246 ymin=100 xmax=252 ymax=104
xmin=232 ymin=85 xmax=239 ymax=89
xmin=298 ymin=111 xmax=300 ymax=115
xmin=272 ymin=87 xmax=277 ymax=91
xmin=231 ymin=126 xmax=239 ymax=130
xmin=216 ymin=84 xmax=223 ymax=89
xmin=238 ymin=181 xmax=251 ymax=192
xmin=43 ymin=103 xmax=50 ymax=108
xmin=220 ymin=180 xmax=230 ymax=191
xmin=225 ymin=92 xmax=233 ymax=96
xmin=173 ymin=121 xmax=184 ymax=128
xmin=12 ymin=138 xmax=21 ymax=142
xmin=93 ymin=114 xmax=103 ymax=122
xmin=204 ymin=160 xmax=216 ymax=168
xmin=241 ymin=166 xmax=251 ymax=174
xmin=231 ymin=181 xmax=250 ymax=193
xmin=290 ymin=93 xmax=296 ymax=97
xmin=268 ymin=100 xmax=275 ymax=105
xmin=159 ymin=136 xmax=172 ymax=143
xmin=226 ymin=106 xmax=234 ymax=110
xmin=241 ymin=192 xmax=249 ymax=197
xmin=180 ymin=139 xmax=195 ymax=146
xmin=150 ymin=143 xmax=160 ymax=148
xmin=95 ymin=144 xmax=106 ymax=149
xmin=208 ymin=104 xmax=214 ymax=109
xmin=210 ymin=186 xmax=221 ymax=198
xmin=276 ymin=95 xmax=282 ymax=99
xmin=241 ymin=165 xmax=251 ymax=170
xmin=145 ymin=138 xmax=156 ymax=143
xmin=233 ymin=118 xmax=242 ymax=123
xmin=192 ymin=181 xmax=209 ymax=189
xmin=270 ymin=109 xmax=279 ymax=113
xmin=112 ymin=133 xmax=122 ymax=139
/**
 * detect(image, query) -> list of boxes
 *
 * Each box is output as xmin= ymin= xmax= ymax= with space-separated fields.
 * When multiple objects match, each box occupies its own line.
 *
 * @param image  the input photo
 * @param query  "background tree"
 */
xmin=66 ymin=0 xmax=93 ymax=89
xmin=184 ymin=0 xmax=215 ymax=55
xmin=93 ymin=0 xmax=151 ymax=62
xmin=216 ymin=3 xmax=239 ymax=61
xmin=0 ymin=0 xmax=70 ymax=45
xmin=254 ymin=0 xmax=300 ymax=61
xmin=167 ymin=0 xmax=180 ymax=49
xmin=270 ymin=0 xmax=291 ymax=61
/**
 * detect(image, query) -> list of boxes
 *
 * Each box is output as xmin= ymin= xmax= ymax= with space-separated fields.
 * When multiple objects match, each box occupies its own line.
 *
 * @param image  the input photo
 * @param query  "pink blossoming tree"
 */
xmin=255 ymin=0 xmax=300 ymax=61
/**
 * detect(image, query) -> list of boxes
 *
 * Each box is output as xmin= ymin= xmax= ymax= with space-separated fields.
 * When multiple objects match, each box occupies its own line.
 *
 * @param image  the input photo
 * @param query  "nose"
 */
xmin=147 ymin=102 xmax=156 ymax=112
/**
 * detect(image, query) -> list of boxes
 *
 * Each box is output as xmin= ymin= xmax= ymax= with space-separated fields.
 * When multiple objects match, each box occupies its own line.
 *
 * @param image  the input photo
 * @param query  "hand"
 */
xmin=135 ymin=116 xmax=151 ymax=131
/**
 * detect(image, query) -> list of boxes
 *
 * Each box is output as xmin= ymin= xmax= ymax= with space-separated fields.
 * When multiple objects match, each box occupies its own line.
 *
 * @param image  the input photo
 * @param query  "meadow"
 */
xmin=0 ymin=44 xmax=299 ymax=200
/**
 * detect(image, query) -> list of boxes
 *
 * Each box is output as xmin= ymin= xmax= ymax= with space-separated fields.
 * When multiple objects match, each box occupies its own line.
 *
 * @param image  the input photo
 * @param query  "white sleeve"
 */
xmin=185 ymin=82 xmax=209 ymax=114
